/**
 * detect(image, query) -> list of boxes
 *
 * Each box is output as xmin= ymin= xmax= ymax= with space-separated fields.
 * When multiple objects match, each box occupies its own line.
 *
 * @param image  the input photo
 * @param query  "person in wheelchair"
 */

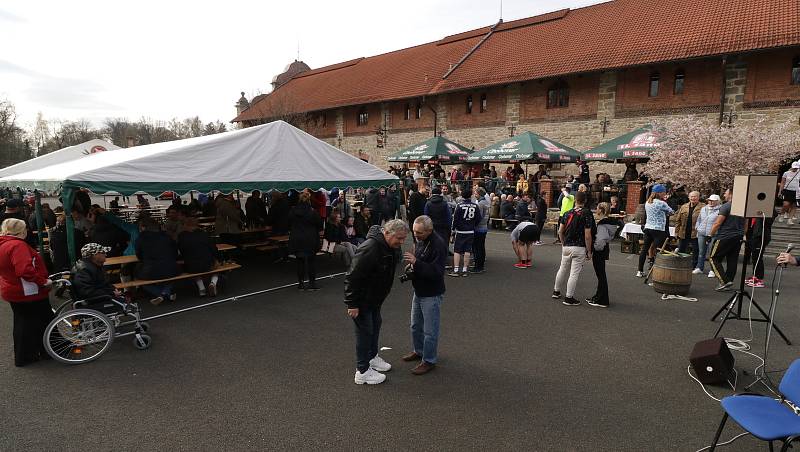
xmin=72 ymin=243 xmax=127 ymax=313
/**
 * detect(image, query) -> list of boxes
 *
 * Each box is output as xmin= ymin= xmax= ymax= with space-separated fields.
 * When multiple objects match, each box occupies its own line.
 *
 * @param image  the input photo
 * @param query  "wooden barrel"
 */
xmin=651 ymin=253 xmax=693 ymax=295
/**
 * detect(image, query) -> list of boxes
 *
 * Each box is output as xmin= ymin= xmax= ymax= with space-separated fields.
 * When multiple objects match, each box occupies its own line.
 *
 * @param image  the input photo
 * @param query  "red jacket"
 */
xmin=0 ymin=236 xmax=50 ymax=302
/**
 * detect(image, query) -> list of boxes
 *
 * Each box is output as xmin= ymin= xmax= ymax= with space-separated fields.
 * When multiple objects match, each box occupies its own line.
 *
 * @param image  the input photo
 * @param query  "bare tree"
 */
xmin=0 ymin=99 xmax=33 ymax=168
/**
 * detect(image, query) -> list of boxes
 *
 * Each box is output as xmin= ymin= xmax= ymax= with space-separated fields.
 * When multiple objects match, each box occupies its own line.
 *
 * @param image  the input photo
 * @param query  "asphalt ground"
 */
xmin=1 ymin=230 xmax=799 ymax=451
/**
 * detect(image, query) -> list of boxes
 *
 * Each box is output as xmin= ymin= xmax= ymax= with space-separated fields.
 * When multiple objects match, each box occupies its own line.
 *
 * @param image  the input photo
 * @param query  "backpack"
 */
xmin=562 ymin=207 xmax=586 ymax=244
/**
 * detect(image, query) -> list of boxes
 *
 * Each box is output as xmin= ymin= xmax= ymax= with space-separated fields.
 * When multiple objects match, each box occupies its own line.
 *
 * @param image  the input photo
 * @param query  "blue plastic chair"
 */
xmin=709 ymin=359 xmax=800 ymax=451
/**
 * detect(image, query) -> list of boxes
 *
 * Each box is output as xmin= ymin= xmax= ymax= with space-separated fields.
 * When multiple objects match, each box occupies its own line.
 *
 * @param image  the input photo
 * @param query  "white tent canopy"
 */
xmin=0 ymin=139 xmax=119 ymax=179
xmin=0 ymin=121 xmax=397 ymax=195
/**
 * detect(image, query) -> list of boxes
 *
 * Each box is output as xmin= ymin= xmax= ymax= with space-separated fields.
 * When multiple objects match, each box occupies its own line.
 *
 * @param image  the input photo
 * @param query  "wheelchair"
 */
xmin=43 ymin=271 xmax=152 ymax=364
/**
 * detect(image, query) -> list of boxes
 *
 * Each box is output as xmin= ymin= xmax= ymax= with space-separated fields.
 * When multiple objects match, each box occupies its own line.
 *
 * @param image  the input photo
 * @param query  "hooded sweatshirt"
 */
xmin=424 ymin=195 xmax=452 ymax=233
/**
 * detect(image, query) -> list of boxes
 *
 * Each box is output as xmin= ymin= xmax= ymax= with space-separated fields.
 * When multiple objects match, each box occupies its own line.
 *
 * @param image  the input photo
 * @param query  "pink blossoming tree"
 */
xmin=644 ymin=117 xmax=800 ymax=194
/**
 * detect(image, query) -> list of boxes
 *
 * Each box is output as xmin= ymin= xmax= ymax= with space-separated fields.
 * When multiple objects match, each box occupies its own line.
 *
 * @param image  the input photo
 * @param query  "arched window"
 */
xmin=415 ymin=102 xmax=422 ymax=119
xmin=357 ymin=107 xmax=368 ymax=126
xmin=466 ymin=95 xmax=473 ymax=114
xmin=480 ymin=93 xmax=488 ymax=112
xmin=404 ymin=103 xmax=411 ymax=121
xmin=792 ymin=56 xmax=800 ymax=85
xmin=673 ymin=69 xmax=685 ymax=95
xmin=546 ymin=80 xmax=569 ymax=108
xmin=649 ymin=72 xmax=660 ymax=97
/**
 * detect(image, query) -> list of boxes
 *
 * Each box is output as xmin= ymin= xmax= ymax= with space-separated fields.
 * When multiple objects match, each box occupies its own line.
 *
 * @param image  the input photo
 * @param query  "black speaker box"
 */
xmin=690 ymin=338 xmax=735 ymax=385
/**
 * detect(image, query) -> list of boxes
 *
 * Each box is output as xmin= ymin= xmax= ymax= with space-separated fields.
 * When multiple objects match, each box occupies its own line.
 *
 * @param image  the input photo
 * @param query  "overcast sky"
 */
xmin=0 ymin=0 xmax=606 ymax=129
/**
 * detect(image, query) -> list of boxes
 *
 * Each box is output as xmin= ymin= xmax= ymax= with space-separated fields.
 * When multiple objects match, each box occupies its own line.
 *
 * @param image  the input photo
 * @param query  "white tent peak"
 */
xmin=0 ymin=120 xmax=397 ymax=195
xmin=0 ymin=139 xmax=119 ymax=178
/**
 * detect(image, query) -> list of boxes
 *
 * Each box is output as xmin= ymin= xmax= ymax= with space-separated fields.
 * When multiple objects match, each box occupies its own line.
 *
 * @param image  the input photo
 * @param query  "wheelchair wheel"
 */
xmin=133 ymin=334 xmax=151 ymax=350
xmin=137 ymin=321 xmax=150 ymax=333
xmin=43 ymin=309 xmax=115 ymax=364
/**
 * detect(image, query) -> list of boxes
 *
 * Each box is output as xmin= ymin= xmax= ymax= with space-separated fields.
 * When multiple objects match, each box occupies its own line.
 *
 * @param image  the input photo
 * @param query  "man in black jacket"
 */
xmin=407 ymin=185 xmax=427 ymax=228
xmin=401 ymin=215 xmax=446 ymax=375
xmin=344 ymin=219 xmax=408 ymax=385
xmin=72 ymin=243 xmax=123 ymax=303
xmin=424 ymin=187 xmax=451 ymax=243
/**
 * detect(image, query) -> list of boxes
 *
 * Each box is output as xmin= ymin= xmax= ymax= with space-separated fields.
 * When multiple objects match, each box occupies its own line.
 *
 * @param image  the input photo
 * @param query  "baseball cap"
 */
xmin=792 ymin=161 xmax=800 ymax=169
xmin=431 ymin=187 xmax=442 ymax=195
xmin=81 ymin=243 xmax=111 ymax=259
xmin=708 ymin=194 xmax=721 ymax=201
xmin=651 ymin=184 xmax=667 ymax=193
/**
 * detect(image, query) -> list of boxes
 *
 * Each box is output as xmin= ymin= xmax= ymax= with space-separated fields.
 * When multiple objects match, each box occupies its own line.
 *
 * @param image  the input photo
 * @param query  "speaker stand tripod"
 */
xmin=710 ymin=241 xmax=791 ymax=345
xmin=745 ymin=261 xmax=789 ymax=392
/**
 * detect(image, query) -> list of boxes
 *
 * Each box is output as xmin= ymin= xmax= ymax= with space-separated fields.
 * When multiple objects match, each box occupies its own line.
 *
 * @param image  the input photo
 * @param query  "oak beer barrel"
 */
xmin=651 ymin=253 xmax=693 ymax=295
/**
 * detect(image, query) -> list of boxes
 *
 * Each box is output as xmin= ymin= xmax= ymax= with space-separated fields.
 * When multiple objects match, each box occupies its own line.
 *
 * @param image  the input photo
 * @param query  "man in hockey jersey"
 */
xmin=448 ymin=190 xmax=482 ymax=277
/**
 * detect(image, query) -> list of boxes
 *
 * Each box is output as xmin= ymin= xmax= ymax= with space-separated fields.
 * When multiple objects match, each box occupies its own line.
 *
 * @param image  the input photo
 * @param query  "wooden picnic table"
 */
xmin=104 ymin=243 xmax=237 ymax=266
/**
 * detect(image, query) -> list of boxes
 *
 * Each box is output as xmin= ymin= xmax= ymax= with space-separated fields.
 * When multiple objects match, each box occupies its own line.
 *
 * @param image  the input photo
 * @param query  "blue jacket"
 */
xmin=424 ymin=195 xmax=451 ymax=232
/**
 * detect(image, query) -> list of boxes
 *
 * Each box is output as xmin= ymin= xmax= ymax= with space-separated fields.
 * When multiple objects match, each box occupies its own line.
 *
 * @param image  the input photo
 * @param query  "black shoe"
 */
xmin=551 ymin=290 xmax=561 ymax=299
xmin=447 ymin=271 xmax=461 ymax=277
xmin=306 ymin=284 xmax=320 ymax=292
xmin=715 ymin=281 xmax=733 ymax=292
xmin=562 ymin=297 xmax=581 ymax=306
xmin=461 ymin=271 xmax=469 ymax=278
xmin=297 ymin=282 xmax=306 ymax=290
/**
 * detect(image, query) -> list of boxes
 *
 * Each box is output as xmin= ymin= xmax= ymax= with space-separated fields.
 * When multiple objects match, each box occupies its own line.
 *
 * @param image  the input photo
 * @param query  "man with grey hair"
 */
xmin=401 ymin=215 xmax=447 ymax=375
xmin=675 ymin=190 xmax=704 ymax=270
xmin=345 ymin=219 xmax=408 ymax=385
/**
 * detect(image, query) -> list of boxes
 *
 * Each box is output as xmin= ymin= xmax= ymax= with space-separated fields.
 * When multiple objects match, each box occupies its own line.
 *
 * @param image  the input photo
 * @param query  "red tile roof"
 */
xmin=234 ymin=0 xmax=800 ymax=122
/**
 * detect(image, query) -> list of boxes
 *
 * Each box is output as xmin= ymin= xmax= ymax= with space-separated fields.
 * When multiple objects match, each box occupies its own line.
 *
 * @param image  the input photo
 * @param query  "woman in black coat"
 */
xmin=289 ymin=191 xmax=322 ymax=291
xmin=135 ymin=218 xmax=179 ymax=305
xmin=177 ymin=218 xmax=219 ymax=297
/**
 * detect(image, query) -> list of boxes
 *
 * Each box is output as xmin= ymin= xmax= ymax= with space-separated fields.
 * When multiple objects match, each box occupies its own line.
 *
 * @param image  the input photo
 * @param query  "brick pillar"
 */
xmin=625 ymin=181 xmax=642 ymax=215
xmin=540 ymin=179 xmax=554 ymax=209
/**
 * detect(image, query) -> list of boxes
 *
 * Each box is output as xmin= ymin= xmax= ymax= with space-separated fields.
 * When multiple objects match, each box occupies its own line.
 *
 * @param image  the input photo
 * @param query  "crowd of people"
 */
xmin=0 ymin=154 xmax=797 ymax=373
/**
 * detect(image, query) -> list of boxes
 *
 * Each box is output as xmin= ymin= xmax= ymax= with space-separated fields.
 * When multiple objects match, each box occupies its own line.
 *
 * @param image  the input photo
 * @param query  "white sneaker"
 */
xmin=692 ymin=268 xmax=702 ymax=275
xmin=369 ymin=355 xmax=392 ymax=372
xmin=708 ymin=271 xmax=715 ymax=278
xmin=635 ymin=271 xmax=644 ymax=278
xmin=789 ymin=218 xmax=796 ymax=225
xmin=779 ymin=214 xmax=787 ymax=223
xmin=354 ymin=368 xmax=386 ymax=385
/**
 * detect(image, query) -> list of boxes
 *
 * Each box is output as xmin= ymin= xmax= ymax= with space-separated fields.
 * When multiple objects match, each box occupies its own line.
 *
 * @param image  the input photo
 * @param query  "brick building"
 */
xmin=233 ymin=0 xmax=800 ymax=175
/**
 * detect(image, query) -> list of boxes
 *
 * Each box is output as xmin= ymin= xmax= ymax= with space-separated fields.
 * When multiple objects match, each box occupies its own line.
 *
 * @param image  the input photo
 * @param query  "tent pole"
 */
xmin=63 ymin=187 xmax=77 ymax=265
xmin=34 ymin=191 xmax=45 ymax=257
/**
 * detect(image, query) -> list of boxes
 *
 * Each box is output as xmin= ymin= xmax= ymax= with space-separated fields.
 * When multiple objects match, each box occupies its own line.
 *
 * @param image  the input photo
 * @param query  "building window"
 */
xmin=673 ymin=70 xmax=685 ymax=95
xmin=357 ymin=107 xmax=368 ymax=126
xmin=480 ymin=93 xmax=487 ymax=112
xmin=546 ymin=81 xmax=569 ymax=108
xmin=415 ymin=102 xmax=422 ymax=119
xmin=466 ymin=95 xmax=473 ymax=114
xmin=404 ymin=103 xmax=411 ymax=121
xmin=792 ymin=56 xmax=800 ymax=85
xmin=649 ymin=72 xmax=660 ymax=97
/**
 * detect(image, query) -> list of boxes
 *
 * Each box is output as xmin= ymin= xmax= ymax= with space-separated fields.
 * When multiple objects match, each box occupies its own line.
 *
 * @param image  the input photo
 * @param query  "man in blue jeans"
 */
xmin=402 ymin=215 xmax=447 ymax=375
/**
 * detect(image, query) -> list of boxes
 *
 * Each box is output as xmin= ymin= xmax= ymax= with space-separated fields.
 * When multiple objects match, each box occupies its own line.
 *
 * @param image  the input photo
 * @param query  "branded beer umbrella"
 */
xmin=466 ymin=131 xmax=581 ymax=163
xmin=582 ymin=126 xmax=662 ymax=162
xmin=386 ymin=136 xmax=473 ymax=164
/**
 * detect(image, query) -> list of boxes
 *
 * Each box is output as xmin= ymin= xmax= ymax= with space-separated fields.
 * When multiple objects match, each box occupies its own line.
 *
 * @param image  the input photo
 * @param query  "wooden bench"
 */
xmin=113 ymin=262 xmax=242 ymax=290
xmin=104 ymin=243 xmax=237 ymax=266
